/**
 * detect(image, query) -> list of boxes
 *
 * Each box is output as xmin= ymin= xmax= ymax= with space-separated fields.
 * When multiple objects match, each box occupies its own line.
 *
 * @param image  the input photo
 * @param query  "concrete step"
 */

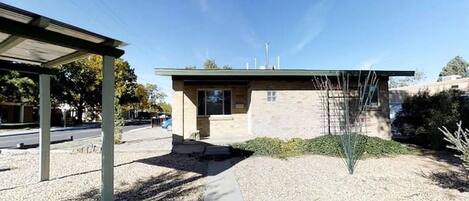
xmin=204 ymin=146 xmax=230 ymax=156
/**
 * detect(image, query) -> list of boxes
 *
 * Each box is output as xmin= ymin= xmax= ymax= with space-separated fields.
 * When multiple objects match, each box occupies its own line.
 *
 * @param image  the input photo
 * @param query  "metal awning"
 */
xmin=0 ymin=3 xmax=125 ymax=200
xmin=0 ymin=2 xmax=124 ymax=68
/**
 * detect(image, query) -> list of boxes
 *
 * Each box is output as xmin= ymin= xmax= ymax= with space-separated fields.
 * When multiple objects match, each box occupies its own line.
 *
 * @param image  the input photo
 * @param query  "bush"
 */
xmin=231 ymin=135 xmax=414 ymax=158
xmin=394 ymin=90 xmax=469 ymax=150
xmin=232 ymin=137 xmax=283 ymax=156
xmin=303 ymin=135 xmax=341 ymax=156
xmin=440 ymin=122 xmax=469 ymax=172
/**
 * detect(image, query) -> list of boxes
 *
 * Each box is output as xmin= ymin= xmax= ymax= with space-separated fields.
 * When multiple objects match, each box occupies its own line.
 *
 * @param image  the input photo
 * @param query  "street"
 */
xmin=0 ymin=124 xmax=149 ymax=149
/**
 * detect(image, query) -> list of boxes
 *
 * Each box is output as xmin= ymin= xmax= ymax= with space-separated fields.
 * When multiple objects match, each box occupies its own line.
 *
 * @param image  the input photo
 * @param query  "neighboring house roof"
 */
xmin=155 ymin=68 xmax=415 ymax=77
xmin=389 ymin=77 xmax=469 ymax=104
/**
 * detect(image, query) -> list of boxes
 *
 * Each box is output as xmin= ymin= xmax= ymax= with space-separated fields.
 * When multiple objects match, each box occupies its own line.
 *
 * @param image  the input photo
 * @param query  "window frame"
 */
xmin=197 ymin=89 xmax=233 ymax=117
xmin=267 ymin=90 xmax=277 ymax=102
xmin=362 ymin=85 xmax=380 ymax=107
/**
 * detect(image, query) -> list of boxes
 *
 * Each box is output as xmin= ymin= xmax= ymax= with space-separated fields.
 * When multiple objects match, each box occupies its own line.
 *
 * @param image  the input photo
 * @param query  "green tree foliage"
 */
xmin=438 ymin=56 xmax=469 ymax=81
xmin=389 ymin=70 xmax=426 ymax=88
xmin=158 ymin=102 xmax=172 ymax=113
xmin=394 ymin=90 xmax=469 ymax=150
xmin=51 ymin=55 xmax=139 ymax=123
xmin=222 ymin=65 xmax=232 ymax=69
xmin=114 ymin=98 xmax=124 ymax=144
xmin=127 ymin=83 xmax=168 ymax=113
xmin=203 ymin=58 xmax=219 ymax=69
xmin=0 ymin=70 xmax=37 ymax=104
xmin=51 ymin=57 xmax=101 ymax=123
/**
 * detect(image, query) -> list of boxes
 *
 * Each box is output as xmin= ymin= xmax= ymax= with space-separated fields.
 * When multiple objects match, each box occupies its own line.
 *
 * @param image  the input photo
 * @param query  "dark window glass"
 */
xmin=206 ymin=90 xmax=223 ymax=115
xmin=197 ymin=91 xmax=205 ymax=115
xmin=224 ymin=90 xmax=231 ymax=114
xmin=363 ymin=85 xmax=379 ymax=106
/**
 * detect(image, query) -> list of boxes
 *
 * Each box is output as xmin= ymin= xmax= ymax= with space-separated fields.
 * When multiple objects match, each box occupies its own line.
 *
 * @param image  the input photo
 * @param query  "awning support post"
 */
xmin=39 ymin=74 xmax=51 ymax=181
xmin=101 ymin=55 xmax=115 ymax=201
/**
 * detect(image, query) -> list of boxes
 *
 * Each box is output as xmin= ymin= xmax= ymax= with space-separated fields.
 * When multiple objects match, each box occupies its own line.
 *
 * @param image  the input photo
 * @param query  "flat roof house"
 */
xmin=156 ymin=68 xmax=414 ymax=144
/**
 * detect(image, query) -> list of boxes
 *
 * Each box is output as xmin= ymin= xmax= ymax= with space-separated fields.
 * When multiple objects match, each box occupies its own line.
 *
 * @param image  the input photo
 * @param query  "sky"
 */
xmin=3 ymin=0 xmax=469 ymax=102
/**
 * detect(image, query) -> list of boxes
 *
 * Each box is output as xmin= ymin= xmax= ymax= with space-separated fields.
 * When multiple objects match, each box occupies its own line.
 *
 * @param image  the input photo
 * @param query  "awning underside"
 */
xmin=0 ymin=3 xmax=124 ymax=67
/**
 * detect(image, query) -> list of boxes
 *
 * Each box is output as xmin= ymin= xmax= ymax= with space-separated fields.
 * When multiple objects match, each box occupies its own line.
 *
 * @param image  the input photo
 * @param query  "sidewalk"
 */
xmin=0 ymin=124 xmax=100 ymax=137
xmin=50 ymin=126 xmax=172 ymax=152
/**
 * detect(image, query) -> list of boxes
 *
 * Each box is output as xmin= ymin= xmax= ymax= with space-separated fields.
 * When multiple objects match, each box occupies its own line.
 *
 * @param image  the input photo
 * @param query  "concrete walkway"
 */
xmin=0 ymin=124 xmax=100 ymax=137
xmin=204 ymin=159 xmax=244 ymax=201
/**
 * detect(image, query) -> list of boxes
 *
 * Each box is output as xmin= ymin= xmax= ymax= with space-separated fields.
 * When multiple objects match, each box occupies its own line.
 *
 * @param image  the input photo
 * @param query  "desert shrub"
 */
xmin=363 ymin=135 xmax=415 ymax=157
xmin=394 ymin=90 xmax=469 ymax=150
xmin=114 ymin=98 xmax=124 ymax=144
xmin=231 ymin=137 xmax=283 ymax=156
xmin=440 ymin=122 xmax=469 ymax=172
xmin=303 ymin=135 xmax=341 ymax=156
xmin=281 ymin=138 xmax=307 ymax=157
xmin=232 ymin=135 xmax=414 ymax=158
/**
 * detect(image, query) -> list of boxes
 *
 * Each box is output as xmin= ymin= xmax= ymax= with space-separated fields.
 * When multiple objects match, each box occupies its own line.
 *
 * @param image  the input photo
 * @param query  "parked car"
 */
xmin=161 ymin=118 xmax=172 ymax=130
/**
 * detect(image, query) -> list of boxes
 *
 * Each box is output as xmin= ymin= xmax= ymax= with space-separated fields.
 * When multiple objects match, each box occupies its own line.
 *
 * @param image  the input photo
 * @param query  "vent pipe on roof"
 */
xmin=265 ymin=42 xmax=270 ymax=69
xmin=246 ymin=62 xmax=249 ymax=69
xmin=254 ymin=57 xmax=257 ymax=69
xmin=277 ymin=56 xmax=280 ymax=69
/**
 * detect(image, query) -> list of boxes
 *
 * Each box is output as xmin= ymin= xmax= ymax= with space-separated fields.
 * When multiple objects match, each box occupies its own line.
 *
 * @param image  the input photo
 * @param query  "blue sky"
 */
xmin=3 ymin=0 xmax=469 ymax=101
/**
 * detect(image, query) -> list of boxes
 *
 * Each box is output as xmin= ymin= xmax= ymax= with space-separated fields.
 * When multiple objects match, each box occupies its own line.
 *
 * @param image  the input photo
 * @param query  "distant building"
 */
xmin=0 ymin=102 xmax=36 ymax=124
xmin=389 ymin=77 xmax=469 ymax=120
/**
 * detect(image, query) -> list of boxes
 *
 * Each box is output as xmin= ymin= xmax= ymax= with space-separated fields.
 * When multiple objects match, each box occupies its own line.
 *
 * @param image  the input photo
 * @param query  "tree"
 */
xmin=51 ymin=57 xmax=101 ymax=123
xmin=0 ymin=70 xmax=37 ymax=104
xmin=158 ymin=102 xmax=172 ymax=113
xmin=389 ymin=70 xmax=426 ymax=88
xmin=132 ymin=84 xmax=149 ymax=111
xmin=145 ymin=83 xmax=167 ymax=112
xmin=222 ymin=65 xmax=232 ymax=70
xmin=438 ymin=56 xmax=469 ymax=81
xmin=52 ymin=55 xmax=139 ymax=123
xmin=203 ymin=59 xmax=219 ymax=69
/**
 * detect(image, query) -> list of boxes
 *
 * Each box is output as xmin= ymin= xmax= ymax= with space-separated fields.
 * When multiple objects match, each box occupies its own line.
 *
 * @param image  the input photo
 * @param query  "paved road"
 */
xmin=0 ymin=124 xmax=149 ymax=149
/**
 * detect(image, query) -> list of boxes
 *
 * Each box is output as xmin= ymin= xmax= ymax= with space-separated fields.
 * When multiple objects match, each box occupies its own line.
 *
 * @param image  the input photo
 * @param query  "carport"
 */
xmin=0 ymin=3 xmax=124 ymax=200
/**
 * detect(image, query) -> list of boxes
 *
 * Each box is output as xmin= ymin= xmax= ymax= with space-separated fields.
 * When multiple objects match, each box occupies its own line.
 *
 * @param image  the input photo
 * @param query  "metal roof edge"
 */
xmin=155 ymin=68 xmax=415 ymax=77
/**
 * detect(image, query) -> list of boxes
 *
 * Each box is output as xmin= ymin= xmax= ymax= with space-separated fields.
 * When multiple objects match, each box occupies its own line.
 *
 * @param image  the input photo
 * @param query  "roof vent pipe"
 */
xmin=265 ymin=42 xmax=270 ymax=70
xmin=277 ymin=56 xmax=280 ymax=69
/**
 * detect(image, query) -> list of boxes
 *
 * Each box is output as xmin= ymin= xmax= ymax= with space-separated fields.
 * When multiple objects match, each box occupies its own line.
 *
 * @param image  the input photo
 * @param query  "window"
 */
xmin=197 ymin=90 xmax=231 ymax=116
xmin=267 ymin=91 xmax=277 ymax=102
xmin=362 ymin=85 xmax=379 ymax=106
xmin=451 ymin=85 xmax=459 ymax=89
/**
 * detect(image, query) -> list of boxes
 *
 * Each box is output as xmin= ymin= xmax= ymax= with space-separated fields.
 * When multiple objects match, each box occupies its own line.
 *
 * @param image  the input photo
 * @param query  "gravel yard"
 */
xmin=0 ymin=152 xmax=206 ymax=201
xmin=0 ymin=127 xmax=206 ymax=201
xmin=233 ymin=154 xmax=469 ymax=201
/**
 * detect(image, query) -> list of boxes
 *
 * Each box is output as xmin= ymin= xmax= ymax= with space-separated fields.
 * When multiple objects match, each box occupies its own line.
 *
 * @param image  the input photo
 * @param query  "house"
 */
xmin=390 ymin=76 xmax=469 ymax=105
xmin=156 ymin=68 xmax=414 ymax=144
xmin=389 ymin=76 xmax=469 ymax=120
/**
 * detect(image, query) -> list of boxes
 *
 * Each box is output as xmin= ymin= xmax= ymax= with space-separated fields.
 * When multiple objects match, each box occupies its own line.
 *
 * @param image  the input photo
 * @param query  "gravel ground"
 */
xmin=233 ymin=154 xmax=469 ymax=201
xmin=0 ymin=152 xmax=206 ymax=201
xmin=0 ymin=127 xmax=206 ymax=201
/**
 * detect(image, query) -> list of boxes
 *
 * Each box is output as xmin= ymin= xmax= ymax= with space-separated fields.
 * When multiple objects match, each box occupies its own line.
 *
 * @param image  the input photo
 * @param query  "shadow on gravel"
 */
xmin=420 ymin=170 xmax=469 ymax=192
xmin=69 ymin=171 xmax=205 ymax=201
xmin=68 ymin=141 xmax=253 ymax=200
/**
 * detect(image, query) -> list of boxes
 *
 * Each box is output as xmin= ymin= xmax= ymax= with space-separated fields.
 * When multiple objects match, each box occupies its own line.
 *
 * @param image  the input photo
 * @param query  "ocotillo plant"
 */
xmin=313 ymin=70 xmax=378 ymax=174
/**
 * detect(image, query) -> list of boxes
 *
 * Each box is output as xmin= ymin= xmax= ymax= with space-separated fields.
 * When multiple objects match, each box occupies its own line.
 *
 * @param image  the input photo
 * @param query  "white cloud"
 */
xmin=290 ymin=0 xmax=333 ymax=54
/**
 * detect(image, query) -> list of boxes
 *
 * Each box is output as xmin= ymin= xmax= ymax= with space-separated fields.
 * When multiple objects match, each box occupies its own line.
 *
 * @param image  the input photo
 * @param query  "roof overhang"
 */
xmin=155 ymin=68 xmax=415 ymax=79
xmin=0 ymin=3 xmax=125 ymax=69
